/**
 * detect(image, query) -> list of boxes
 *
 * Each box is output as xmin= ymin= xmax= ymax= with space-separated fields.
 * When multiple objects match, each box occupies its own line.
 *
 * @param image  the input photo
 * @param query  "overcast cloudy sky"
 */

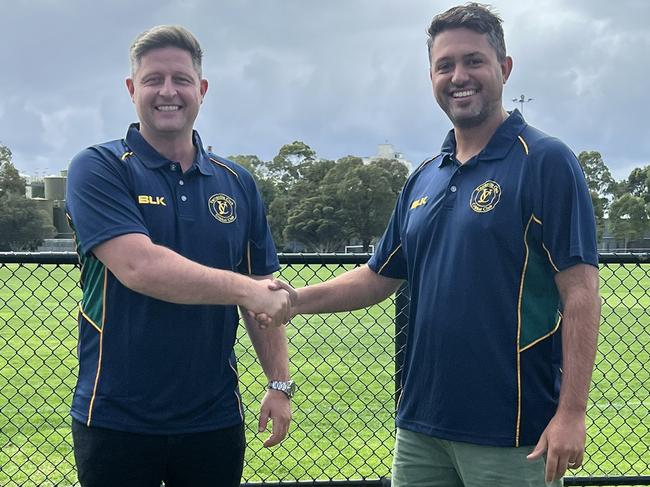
xmin=2 ymin=0 xmax=648 ymax=180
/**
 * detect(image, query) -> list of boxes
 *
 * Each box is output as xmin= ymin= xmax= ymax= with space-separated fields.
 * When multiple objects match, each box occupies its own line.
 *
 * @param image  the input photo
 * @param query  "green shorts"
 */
xmin=391 ymin=427 xmax=563 ymax=487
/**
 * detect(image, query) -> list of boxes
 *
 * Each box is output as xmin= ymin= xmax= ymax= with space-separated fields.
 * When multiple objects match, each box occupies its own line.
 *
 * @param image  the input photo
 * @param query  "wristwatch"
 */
xmin=267 ymin=380 xmax=296 ymax=399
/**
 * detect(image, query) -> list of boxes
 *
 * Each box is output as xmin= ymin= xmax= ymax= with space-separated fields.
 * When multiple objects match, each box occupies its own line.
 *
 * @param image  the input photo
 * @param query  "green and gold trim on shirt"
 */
xmin=68 ymin=217 xmax=109 ymax=426
xmin=79 ymin=255 xmax=108 ymax=426
xmin=67 ymin=214 xmax=108 ymax=331
xmin=515 ymin=214 xmax=561 ymax=446
xmin=79 ymin=257 xmax=107 ymax=331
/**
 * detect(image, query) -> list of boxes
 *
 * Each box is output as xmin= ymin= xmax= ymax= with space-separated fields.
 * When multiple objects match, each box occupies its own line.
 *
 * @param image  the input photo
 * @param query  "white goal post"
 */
xmin=344 ymin=245 xmax=374 ymax=254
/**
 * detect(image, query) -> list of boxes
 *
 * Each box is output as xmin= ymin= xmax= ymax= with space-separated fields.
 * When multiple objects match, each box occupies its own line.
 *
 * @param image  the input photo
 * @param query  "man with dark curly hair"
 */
xmin=267 ymin=4 xmax=600 ymax=486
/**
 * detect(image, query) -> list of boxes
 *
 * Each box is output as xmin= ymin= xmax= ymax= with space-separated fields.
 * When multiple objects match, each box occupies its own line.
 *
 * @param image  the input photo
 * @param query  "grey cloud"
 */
xmin=1 ymin=0 xmax=648 ymax=179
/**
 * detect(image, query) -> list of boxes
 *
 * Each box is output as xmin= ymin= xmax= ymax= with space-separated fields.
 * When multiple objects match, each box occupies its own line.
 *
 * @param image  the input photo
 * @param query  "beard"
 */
xmin=448 ymin=106 xmax=491 ymax=129
xmin=444 ymin=95 xmax=503 ymax=129
xmin=436 ymin=81 xmax=504 ymax=130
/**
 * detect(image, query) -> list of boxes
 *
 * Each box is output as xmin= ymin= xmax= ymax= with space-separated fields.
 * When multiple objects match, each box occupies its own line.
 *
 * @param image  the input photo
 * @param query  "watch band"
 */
xmin=267 ymin=380 xmax=296 ymax=398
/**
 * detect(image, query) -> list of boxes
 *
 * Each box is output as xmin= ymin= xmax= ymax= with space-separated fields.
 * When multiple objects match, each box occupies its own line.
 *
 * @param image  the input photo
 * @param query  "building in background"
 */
xmin=23 ymin=168 xmax=75 ymax=251
xmin=362 ymin=142 xmax=411 ymax=170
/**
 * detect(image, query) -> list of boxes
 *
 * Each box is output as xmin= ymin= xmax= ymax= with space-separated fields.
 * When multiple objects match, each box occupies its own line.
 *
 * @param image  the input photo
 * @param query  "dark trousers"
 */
xmin=71 ymin=419 xmax=245 ymax=487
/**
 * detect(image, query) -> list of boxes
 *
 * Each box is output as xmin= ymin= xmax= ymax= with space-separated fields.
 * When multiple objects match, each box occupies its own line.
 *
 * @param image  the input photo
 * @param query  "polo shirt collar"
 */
xmin=438 ymin=109 xmax=527 ymax=167
xmin=124 ymin=123 xmax=213 ymax=176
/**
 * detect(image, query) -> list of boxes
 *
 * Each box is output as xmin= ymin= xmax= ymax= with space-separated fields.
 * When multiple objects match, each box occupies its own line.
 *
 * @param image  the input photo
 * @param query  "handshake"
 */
xmin=244 ymin=278 xmax=298 ymax=328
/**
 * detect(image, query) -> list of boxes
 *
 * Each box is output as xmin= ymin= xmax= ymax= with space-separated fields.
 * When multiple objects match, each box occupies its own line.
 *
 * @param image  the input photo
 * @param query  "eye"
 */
xmin=436 ymin=62 xmax=452 ymax=73
xmin=142 ymin=76 xmax=161 ymax=85
xmin=175 ymin=76 xmax=194 ymax=85
xmin=468 ymin=58 xmax=483 ymax=67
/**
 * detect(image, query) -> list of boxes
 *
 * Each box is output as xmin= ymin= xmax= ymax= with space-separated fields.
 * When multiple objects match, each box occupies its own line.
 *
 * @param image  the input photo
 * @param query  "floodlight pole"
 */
xmin=512 ymin=94 xmax=533 ymax=115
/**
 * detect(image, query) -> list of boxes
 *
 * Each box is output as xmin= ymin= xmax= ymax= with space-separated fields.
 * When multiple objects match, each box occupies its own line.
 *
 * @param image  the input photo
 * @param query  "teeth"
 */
xmin=157 ymin=105 xmax=180 ymax=111
xmin=452 ymin=90 xmax=476 ymax=98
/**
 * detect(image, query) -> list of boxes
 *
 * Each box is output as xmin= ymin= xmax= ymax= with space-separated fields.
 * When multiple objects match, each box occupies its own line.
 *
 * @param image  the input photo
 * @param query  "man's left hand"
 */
xmin=527 ymin=410 xmax=586 ymax=482
xmin=258 ymin=389 xmax=292 ymax=447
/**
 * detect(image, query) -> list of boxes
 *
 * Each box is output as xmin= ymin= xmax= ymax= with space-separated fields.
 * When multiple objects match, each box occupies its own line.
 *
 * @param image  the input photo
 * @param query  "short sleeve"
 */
xmin=237 ymin=174 xmax=280 ymax=276
xmin=535 ymin=139 xmax=598 ymax=270
xmin=66 ymin=147 xmax=149 ymax=256
xmin=368 ymin=194 xmax=408 ymax=279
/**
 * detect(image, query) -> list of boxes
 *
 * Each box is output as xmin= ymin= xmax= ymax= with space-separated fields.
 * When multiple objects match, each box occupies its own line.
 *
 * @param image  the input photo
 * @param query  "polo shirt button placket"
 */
xmin=171 ymin=163 xmax=189 ymax=207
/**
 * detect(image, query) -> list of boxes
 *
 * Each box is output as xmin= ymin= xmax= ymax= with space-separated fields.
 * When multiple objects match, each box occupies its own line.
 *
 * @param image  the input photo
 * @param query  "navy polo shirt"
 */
xmin=368 ymin=110 xmax=597 ymax=447
xmin=65 ymin=124 xmax=279 ymax=434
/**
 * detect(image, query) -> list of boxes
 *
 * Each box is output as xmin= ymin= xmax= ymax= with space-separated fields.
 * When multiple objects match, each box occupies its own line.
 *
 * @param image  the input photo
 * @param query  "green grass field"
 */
xmin=0 ymin=262 xmax=648 ymax=486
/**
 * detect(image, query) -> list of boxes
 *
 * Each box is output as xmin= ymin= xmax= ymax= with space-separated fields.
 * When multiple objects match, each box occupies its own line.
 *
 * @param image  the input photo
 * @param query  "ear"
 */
xmin=126 ymin=78 xmax=136 ymax=102
xmin=501 ymin=56 xmax=513 ymax=84
xmin=200 ymin=79 xmax=208 ymax=103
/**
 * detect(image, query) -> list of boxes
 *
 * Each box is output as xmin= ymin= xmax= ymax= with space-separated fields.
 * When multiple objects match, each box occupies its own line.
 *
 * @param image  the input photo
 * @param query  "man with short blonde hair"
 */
xmin=67 ymin=25 xmax=295 ymax=487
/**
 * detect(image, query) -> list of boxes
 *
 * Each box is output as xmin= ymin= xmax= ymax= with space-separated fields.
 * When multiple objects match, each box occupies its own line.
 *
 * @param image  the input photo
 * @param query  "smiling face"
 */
xmin=429 ymin=28 xmax=512 ymax=130
xmin=126 ymin=46 xmax=208 ymax=144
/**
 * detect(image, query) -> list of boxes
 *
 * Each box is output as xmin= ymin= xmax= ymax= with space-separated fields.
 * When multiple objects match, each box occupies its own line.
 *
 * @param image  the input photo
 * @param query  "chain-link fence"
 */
xmin=0 ymin=253 xmax=648 ymax=487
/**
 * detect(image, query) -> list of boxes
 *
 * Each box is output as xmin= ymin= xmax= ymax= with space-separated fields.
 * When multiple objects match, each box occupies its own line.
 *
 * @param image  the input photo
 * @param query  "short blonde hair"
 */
xmin=130 ymin=25 xmax=203 ymax=77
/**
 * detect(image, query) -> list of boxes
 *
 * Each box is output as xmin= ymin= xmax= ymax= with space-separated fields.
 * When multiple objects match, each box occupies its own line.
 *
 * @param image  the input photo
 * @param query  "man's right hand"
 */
xmin=243 ymin=279 xmax=294 ymax=328
xmin=248 ymin=265 xmax=402 ymax=328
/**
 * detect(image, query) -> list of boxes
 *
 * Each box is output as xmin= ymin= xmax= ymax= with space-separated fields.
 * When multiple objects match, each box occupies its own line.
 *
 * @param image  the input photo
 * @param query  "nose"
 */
xmin=450 ymin=65 xmax=470 ymax=86
xmin=159 ymin=77 xmax=177 ymax=97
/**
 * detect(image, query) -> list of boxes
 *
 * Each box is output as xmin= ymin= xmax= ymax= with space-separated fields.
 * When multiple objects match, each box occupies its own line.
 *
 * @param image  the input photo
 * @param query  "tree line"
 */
xmin=229 ymin=141 xmax=409 ymax=251
xmin=578 ymin=151 xmax=650 ymax=248
xmin=0 ymin=145 xmax=55 ymax=250
xmin=0 ymin=141 xmax=408 ymax=252
xmin=1 ymin=141 xmax=646 ymax=252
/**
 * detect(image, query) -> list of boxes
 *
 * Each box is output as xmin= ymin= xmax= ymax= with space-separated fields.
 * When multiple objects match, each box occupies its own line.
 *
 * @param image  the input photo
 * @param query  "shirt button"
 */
xmin=179 ymin=180 xmax=185 ymax=186
xmin=170 ymin=164 xmax=177 ymax=171
xmin=180 ymin=195 xmax=187 ymax=202
xmin=450 ymin=185 xmax=457 ymax=193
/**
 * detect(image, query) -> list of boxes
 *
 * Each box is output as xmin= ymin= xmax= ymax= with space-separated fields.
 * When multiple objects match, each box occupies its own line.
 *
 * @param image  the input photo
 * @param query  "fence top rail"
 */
xmin=1 ymin=252 xmax=650 ymax=265
xmin=0 ymin=251 xmax=79 ymax=264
